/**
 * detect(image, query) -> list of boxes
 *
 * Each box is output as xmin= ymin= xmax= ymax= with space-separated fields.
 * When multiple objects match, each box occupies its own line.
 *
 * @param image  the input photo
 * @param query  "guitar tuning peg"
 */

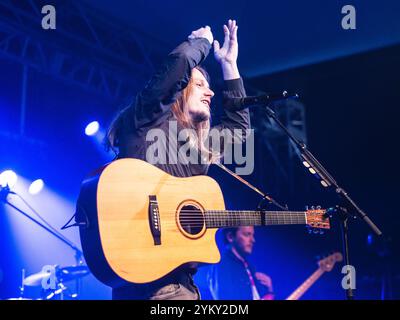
xmin=317 ymin=205 xmax=321 ymax=210
xmin=311 ymin=206 xmax=315 ymax=210
xmin=305 ymin=205 xmax=309 ymax=210
xmin=313 ymin=228 xmax=320 ymax=234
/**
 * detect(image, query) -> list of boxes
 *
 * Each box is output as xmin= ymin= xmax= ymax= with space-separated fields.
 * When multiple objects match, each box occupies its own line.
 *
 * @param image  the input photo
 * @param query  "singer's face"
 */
xmin=186 ymin=68 xmax=214 ymax=122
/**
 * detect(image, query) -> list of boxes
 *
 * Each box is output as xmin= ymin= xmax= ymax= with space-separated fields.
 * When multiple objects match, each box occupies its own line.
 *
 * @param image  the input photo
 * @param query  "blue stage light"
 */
xmin=0 ymin=170 xmax=18 ymax=188
xmin=85 ymin=121 xmax=99 ymax=136
xmin=29 ymin=179 xmax=44 ymax=195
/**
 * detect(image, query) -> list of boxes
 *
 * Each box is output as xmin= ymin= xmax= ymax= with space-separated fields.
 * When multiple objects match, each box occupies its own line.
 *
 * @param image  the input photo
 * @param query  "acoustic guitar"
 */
xmin=77 ymin=158 xmax=330 ymax=287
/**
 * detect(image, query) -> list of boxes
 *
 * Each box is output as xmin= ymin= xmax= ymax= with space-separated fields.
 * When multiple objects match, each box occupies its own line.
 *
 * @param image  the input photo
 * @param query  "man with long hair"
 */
xmin=107 ymin=19 xmax=250 ymax=300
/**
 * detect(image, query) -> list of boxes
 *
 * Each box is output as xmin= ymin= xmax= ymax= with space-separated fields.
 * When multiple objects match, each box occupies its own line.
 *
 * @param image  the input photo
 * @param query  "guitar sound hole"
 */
xmin=178 ymin=205 xmax=204 ymax=236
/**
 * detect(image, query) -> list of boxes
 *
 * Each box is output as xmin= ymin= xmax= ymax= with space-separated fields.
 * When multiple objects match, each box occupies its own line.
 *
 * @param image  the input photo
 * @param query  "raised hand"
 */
xmin=188 ymin=26 xmax=214 ymax=45
xmin=213 ymin=19 xmax=238 ymax=65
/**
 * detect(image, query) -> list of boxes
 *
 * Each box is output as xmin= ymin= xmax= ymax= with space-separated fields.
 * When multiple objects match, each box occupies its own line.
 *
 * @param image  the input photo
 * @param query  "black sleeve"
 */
xmin=220 ymin=78 xmax=250 ymax=133
xmin=211 ymin=78 xmax=251 ymax=146
xmin=134 ymin=38 xmax=211 ymax=129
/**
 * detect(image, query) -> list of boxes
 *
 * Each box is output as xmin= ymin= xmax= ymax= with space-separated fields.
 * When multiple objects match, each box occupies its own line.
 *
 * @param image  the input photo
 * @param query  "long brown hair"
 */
xmin=170 ymin=66 xmax=220 ymax=163
xmin=106 ymin=66 xmax=220 ymax=163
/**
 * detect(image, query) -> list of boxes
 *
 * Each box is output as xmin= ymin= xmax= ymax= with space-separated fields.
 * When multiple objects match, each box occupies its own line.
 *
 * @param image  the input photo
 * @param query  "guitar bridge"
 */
xmin=148 ymin=195 xmax=161 ymax=245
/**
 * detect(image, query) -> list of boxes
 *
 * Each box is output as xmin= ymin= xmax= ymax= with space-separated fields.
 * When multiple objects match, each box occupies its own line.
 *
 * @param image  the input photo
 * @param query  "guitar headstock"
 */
xmin=318 ymin=252 xmax=343 ymax=272
xmin=305 ymin=206 xmax=330 ymax=233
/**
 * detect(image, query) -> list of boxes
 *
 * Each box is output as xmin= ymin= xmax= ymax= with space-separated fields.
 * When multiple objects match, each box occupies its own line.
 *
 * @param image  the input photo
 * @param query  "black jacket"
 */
xmin=115 ymin=37 xmax=250 ymax=177
xmin=208 ymin=249 xmax=268 ymax=300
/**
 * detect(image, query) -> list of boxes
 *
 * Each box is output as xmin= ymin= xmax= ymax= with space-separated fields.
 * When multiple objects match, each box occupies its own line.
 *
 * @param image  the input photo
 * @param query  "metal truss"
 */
xmin=0 ymin=0 xmax=165 ymax=101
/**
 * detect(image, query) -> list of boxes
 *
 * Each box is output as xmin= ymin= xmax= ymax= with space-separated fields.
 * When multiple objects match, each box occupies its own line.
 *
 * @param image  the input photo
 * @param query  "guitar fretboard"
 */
xmin=286 ymin=268 xmax=324 ymax=300
xmin=204 ymin=210 xmax=307 ymax=228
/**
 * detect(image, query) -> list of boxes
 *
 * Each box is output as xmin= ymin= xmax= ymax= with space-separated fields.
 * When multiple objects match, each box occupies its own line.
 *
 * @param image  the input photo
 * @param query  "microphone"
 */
xmin=223 ymin=91 xmax=299 ymax=111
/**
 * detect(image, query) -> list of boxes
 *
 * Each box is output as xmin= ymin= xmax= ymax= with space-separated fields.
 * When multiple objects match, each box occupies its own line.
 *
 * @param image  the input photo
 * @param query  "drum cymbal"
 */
xmin=57 ymin=266 xmax=90 ymax=282
xmin=23 ymin=265 xmax=90 ymax=286
xmin=23 ymin=271 xmax=51 ymax=286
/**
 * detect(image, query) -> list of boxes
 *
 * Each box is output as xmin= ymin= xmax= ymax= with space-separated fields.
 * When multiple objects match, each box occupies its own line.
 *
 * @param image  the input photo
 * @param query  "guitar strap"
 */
xmin=237 ymin=256 xmax=261 ymax=300
xmin=213 ymin=162 xmax=287 ymax=210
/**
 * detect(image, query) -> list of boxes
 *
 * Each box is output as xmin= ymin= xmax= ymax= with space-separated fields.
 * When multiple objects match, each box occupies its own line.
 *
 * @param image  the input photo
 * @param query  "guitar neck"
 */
xmin=286 ymin=268 xmax=324 ymax=300
xmin=205 ymin=210 xmax=307 ymax=228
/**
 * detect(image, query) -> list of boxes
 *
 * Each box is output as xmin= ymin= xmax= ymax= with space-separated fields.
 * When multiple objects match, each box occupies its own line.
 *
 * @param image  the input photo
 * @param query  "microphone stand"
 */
xmin=0 ymin=185 xmax=84 ymax=298
xmin=263 ymin=104 xmax=383 ymax=300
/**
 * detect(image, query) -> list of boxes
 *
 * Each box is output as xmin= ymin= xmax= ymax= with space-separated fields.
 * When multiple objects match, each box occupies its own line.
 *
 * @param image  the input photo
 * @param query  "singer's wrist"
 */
xmin=221 ymin=62 xmax=240 ymax=80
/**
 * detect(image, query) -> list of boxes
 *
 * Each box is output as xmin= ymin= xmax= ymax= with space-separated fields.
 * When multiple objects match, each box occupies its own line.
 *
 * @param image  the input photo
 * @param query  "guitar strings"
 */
xmin=117 ymin=209 xmax=323 ymax=227
xmin=150 ymin=212 xmax=310 ymax=227
xmin=144 ymin=214 xmax=308 ymax=223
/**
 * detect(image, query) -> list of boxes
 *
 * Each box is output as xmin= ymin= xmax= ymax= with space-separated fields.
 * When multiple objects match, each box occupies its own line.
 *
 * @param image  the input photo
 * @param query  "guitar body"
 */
xmin=78 ymin=158 xmax=224 ymax=287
